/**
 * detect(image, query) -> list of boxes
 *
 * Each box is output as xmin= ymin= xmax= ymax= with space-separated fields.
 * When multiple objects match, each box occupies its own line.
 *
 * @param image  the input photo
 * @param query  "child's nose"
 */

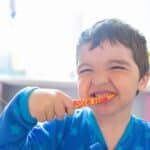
xmin=91 ymin=72 xmax=108 ymax=86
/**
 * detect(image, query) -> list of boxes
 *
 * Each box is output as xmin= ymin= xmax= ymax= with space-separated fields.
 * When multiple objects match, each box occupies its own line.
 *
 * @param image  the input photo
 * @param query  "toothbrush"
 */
xmin=73 ymin=93 xmax=115 ymax=108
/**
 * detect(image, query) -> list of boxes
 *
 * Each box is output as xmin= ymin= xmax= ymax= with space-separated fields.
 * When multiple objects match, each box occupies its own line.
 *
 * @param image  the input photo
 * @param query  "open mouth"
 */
xmin=90 ymin=91 xmax=116 ymax=97
xmin=90 ymin=93 xmax=116 ymax=104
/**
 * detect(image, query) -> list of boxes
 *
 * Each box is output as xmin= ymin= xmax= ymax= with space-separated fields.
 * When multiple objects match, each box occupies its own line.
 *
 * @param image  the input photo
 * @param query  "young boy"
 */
xmin=0 ymin=19 xmax=150 ymax=150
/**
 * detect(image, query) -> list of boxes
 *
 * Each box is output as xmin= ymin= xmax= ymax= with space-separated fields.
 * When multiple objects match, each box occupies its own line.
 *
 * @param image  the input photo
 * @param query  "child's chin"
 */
xmin=90 ymin=104 xmax=113 ymax=113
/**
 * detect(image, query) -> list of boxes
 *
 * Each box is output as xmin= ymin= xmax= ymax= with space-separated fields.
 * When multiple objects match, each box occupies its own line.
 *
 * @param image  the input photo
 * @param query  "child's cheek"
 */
xmin=78 ymin=76 xmax=91 ymax=98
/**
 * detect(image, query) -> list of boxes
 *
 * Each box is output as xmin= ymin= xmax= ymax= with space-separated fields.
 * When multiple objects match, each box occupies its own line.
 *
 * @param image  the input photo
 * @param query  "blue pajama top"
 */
xmin=0 ymin=87 xmax=150 ymax=150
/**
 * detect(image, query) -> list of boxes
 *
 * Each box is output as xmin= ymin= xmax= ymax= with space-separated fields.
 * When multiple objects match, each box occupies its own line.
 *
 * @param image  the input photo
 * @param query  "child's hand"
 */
xmin=29 ymin=88 xmax=75 ymax=122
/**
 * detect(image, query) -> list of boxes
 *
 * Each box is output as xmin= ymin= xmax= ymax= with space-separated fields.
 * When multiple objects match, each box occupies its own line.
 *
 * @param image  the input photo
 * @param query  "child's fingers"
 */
xmin=63 ymin=97 xmax=75 ymax=115
xmin=54 ymin=102 xmax=66 ymax=119
xmin=66 ymin=107 xmax=74 ymax=115
xmin=35 ymin=111 xmax=48 ymax=122
xmin=45 ymin=107 xmax=55 ymax=121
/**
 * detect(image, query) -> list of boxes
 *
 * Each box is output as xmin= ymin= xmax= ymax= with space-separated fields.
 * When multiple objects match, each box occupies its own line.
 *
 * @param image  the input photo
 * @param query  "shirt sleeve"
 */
xmin=0 ymin=87 xmax=86 ymax=150
xmin=0 ymin=87 xmax=38 ymax=149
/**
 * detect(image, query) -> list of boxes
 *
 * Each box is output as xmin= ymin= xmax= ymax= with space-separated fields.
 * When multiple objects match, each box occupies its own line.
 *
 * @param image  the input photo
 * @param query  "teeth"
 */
xmin=95 ymin=93 xmax=116 ymax=98
xmin=106 ymin=93 xmax=116 ymax=99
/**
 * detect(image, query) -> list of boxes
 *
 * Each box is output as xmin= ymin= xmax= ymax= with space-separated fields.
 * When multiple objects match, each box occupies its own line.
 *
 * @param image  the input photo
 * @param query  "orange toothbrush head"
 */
xmin=73 ymin=93 xmax=116 ymax=109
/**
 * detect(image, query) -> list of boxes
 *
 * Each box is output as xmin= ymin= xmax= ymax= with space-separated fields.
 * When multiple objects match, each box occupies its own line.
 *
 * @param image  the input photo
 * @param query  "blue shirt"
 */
xmin=0 ymin=87 xmax=150 ymax=150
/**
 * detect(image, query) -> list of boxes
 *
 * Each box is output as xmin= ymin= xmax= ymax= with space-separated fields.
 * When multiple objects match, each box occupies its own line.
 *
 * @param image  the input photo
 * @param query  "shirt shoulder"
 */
xmin=133 ymin=116 xmax=150 ymax=129
xmin=132 ymin=116 xmax=150 ymax=142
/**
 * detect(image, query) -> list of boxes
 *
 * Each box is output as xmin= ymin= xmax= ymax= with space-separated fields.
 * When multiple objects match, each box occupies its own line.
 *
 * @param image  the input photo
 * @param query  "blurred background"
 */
xmin=0 ymin=0 xmax=150 ymax=120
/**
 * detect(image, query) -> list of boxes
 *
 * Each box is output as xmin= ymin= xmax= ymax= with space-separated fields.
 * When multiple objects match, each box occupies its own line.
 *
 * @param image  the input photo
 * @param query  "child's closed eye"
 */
xmin=110 ymin=66 xmax=126 ymax=70
xmin=78 ymin=68 xmax=93 ymax=74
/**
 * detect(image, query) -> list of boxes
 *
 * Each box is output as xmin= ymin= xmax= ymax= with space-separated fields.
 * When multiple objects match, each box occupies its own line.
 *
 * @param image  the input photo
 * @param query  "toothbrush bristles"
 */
xmin=73 ymin=94 xmax=115 ymax=108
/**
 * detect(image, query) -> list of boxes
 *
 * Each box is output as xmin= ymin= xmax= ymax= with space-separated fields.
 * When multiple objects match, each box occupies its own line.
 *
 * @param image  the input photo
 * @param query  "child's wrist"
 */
xmin=20 ymin=87 xmax=38 ymax=125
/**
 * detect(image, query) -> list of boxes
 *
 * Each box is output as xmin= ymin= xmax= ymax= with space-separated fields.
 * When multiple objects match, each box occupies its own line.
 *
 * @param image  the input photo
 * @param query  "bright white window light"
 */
xmin=0 ymin=0 xmax=150 ymax=81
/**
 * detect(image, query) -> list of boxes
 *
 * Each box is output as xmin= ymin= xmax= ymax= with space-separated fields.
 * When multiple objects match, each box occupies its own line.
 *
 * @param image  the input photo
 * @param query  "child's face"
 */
xmin=76 ymin=40 xmax=149 ymax=116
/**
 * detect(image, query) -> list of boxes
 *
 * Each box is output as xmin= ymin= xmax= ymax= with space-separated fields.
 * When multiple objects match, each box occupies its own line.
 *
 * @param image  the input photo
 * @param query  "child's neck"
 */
xmin=95 ymin=110 xmax=131 ymax=150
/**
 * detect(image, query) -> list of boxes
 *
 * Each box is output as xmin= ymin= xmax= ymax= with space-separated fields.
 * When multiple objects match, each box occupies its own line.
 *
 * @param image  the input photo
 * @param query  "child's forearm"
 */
xmin=0 ymin=87 xmax=37 ymax=149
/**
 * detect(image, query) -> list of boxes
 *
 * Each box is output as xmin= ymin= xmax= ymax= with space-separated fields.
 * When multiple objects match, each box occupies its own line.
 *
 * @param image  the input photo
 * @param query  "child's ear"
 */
xmin=138 ymin=73 xmax=150 ymax=92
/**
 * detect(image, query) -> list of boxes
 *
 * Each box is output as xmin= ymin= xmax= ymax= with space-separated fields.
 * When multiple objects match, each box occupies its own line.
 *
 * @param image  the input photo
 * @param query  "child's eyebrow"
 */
xmin=108 ymin=59 xmax=131 ymax=66
xmin=77 ymin=63 xmax=91 ymax=70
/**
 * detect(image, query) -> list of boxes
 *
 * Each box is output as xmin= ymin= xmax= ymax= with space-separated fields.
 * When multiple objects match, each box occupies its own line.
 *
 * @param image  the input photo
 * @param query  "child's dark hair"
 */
xmin=76 ymin=19 xmax=149 ymax=77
